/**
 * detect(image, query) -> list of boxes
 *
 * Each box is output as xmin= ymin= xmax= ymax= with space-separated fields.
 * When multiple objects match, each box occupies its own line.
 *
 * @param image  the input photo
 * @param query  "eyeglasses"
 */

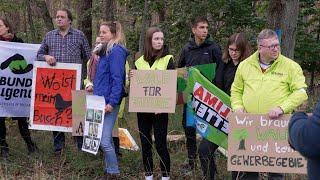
xmin=260 ymin=44 xmax=280 ymax=50
xmin=228 ymin=48 xmax=240 ymax=53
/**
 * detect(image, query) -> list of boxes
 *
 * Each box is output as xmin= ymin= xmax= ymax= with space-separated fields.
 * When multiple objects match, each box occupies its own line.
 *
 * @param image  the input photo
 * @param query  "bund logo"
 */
xmin=1 ymin=53 xmax=33 ymax=74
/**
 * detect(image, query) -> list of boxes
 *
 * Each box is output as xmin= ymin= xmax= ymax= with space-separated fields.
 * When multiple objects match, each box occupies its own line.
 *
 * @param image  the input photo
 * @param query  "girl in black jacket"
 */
xmin=135 ymin=27 xmax=174 ymax=180
xmin=198 ymin=32 xmax=251 ymax=180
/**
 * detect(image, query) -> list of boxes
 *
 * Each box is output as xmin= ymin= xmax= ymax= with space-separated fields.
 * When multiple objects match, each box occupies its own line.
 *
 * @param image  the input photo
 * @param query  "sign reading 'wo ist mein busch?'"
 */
xmin=129 ymin=70 xmax=177 ymax=113
xmin=29 ymin=61 xmax=82 ymax=132
xmin=228 ymin=113 xmax=307 ymax=174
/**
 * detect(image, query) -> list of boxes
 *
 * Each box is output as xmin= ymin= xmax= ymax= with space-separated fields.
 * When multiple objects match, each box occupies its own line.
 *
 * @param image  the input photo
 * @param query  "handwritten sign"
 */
xmin=72 ymin=90 xmax=90 ymax=136
xmin=129 ymin=70 xmax=177 ymax=113
xmin=29 ymin=61 xmax=81 ymax=132
xmin=227 ymin=113 xmax=307 ymax=174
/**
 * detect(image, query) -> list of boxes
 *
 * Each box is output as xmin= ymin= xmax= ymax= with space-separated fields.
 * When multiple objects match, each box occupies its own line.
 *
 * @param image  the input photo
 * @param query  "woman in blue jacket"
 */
xmin=93 ymin=21 xmax=128 ymax=179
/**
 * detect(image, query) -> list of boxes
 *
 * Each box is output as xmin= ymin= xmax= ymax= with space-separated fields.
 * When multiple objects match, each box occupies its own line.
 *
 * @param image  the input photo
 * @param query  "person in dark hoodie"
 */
xmin=178 ymin=16 xmax=223 ymax=171
xmin=198 ymin=32 xmax=252 ymax=180
xmin=289 ymin=99 xmax=320 ymax=180
xmin=93 ymin=21 xmax=128 ymax=179
xmin=0 ymin=16 xmax=38 ymax=158
xmin=134 ymin=27 xmax=174 ymax=180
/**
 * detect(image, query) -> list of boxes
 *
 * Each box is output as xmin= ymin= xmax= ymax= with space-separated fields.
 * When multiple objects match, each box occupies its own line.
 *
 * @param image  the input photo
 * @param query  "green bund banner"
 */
xmin=186 ymin=67 xmax=231 ymax=149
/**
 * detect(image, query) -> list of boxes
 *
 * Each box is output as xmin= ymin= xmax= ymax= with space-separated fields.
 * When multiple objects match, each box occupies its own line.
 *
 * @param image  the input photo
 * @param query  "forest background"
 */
xmin=0 ymin=0 xmax=320 ymax=179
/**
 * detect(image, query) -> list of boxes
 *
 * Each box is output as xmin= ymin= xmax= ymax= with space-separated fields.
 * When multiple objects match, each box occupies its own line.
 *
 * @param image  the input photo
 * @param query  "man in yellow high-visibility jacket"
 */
xmin=231 ymin=29 xmax=308 ymax=180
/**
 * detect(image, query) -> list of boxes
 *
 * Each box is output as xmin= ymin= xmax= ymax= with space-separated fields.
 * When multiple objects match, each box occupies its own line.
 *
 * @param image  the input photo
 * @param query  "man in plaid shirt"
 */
xmin=37 ymin=8 xmax=91 ymax=155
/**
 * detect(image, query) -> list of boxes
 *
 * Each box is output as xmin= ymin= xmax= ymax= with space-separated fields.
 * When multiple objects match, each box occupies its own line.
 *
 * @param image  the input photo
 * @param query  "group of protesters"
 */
xmin=0 ymin=7 xmax=319 ymax=180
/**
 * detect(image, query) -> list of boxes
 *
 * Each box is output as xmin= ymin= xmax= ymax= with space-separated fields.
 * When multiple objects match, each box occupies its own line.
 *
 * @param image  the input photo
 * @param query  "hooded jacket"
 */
xmin=93 ymin=44 xmax=129 ymax=106
xmin=231 ymin=51 xmax=308 ymax=114
xmin=289 ymin=99 xmax=320 ymax=180
xmin=178 ymin=34 xmax=223 ymax=87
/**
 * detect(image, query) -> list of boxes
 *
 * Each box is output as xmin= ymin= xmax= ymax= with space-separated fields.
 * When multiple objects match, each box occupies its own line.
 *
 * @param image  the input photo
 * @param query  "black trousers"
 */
xmin=198 ymin=138 xmax=218 ymax=180
xmin=137 ymin=113 xmax=170 ymax=177
xmin=182 ymin=105 xmax=197 ymax=166
xmin=0 ymin=117 xmax=33 ymax=150
xmin=52 ymin=132 xmax=83 ymax=151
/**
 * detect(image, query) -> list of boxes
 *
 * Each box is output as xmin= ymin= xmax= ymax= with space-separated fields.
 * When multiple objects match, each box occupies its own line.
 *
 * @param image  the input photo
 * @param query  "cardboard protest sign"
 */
xmin=119 ymin=128 xmax=139 ymax=151
xmin=228 ymin=113 xmax=307 ymax=174
xmin=186 ymin=67 xmax=231 ymax=149
xmin=72 ymin=90 xmax=89 ymax=136
xmin=0 ymin=41 xmax=40 ymax=117
xmin=129 ymin=70 xmax=177 ymax=113
xmin=29 ymin=61 xmax=81 ymax=132
xmin=82 ymin=95 xmax=105 ymax=155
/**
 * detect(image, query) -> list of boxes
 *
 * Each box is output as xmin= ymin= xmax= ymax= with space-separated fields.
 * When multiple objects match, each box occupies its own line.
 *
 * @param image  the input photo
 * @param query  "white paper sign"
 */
xmin=82 ymin=95 xmax=105 ymax=155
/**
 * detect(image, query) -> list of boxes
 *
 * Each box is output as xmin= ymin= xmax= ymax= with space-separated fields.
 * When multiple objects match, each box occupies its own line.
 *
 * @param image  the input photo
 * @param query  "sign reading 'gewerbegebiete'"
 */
xmin=228 ymin=113 xmax=307 ymax=174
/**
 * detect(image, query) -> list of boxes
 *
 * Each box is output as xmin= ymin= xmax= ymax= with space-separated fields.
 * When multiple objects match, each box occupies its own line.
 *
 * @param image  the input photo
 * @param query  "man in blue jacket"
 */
xmin=289 ymin=99 xmax=320 ymax=180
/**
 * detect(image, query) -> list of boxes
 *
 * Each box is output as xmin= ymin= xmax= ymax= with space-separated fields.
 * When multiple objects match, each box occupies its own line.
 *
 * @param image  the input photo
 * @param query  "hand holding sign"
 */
xmin=105 ymin=104 xmax=113 ymax=113
xmin=268 ymin=107 xmax=284 ymax=119
xmin=85 ymin=85 xmax=93 ymax=92
xmin=44 ymin=55 xmax=56 ymax=66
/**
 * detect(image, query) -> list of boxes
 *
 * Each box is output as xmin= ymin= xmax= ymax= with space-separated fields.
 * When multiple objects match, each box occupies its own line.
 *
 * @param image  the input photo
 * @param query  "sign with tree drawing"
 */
xmin=29 ymin=61 xmax=81 ymax=132
xmin=233 ymin=129 xmax=249 ymax=150
xmin=228 ymin=113 xmax=307 ymax=174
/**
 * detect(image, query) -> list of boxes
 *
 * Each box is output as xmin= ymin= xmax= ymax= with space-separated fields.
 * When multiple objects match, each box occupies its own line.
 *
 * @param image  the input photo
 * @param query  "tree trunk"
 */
xmin=309 ymin=25 xmax=320 ymax=93
xmin=102 ymin=0 xmax=116 ymax=21
xmin=78 ymin=0 xmax=92 ymax=46
xmin=267 ymin=0 xmax=299 ymax=59
xmin=26 ymin=0 xmax=37 ymax=43
xmin=139 ymin=0 xmax=149 ymax=53
xmin=38 ymin=0 xmax=54 ymax=31
xmin=151 ymin=0 xmax=166 ymax=25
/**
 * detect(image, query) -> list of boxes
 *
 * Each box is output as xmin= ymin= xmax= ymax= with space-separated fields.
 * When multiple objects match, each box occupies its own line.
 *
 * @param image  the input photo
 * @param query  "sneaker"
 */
xmin=161 ymin=176 xmax=170 ymax=180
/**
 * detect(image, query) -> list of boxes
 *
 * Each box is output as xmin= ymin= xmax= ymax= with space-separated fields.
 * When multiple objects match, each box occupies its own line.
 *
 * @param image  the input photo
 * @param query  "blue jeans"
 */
xmin=100 ymin=105 xmax=120 ymax=174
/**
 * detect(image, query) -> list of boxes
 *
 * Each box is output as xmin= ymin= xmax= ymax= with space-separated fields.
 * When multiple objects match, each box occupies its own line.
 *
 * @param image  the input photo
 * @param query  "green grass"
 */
xmin=1 ymin=92 xmax=317 ymax=179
